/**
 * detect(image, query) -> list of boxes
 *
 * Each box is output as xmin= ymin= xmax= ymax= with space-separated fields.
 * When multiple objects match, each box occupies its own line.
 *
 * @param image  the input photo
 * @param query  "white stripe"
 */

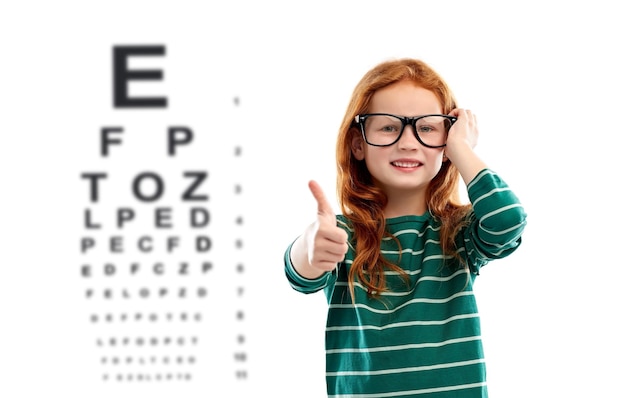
xmin=328 ymin=381 xmax=487 ymax=398
xmin=328 ymin=358 xmax=485 ymax=376
xmin=381 ymin=247 xmax=424 ymax=256
xmin=286 ymin=258 xmax=328 ymax=284
xmin=337 ymin=219 xmax=353 ymax=231
xmin=326 ymin=312 xmax=480 ymax=332
xmin=466 ymin=168 xmax=492 ymax=191
xmin=478 ymin=204 xmax=525 ymax=235
xmin=326 ymin=335 xmax=482 ymax=354
xmin=328 ymin=291 xmax=474 ymax=314
xmin=380 ymin=239 xmax=442 ymax=256
xmin=465 ymin=227 xmax=524 ymax=253
xmin=472 ymin=186 xmax=511 ymax=206
xmin=339 ymin=261 xmax=426 ymax=276
xmin=334 ymin=268 xmax=467 ymax=297
xmin=386 ymin=224 xmax=440 ymax=239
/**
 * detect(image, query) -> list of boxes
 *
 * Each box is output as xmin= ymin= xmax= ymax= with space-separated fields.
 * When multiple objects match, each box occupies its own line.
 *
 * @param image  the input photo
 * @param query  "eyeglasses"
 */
xmin=354 ymin=113 xmax=456 ymax=148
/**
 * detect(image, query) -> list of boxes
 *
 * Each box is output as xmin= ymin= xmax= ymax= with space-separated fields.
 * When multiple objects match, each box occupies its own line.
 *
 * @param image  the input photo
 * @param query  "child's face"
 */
xmin=351 ymin=80 xmax=446 ymax=197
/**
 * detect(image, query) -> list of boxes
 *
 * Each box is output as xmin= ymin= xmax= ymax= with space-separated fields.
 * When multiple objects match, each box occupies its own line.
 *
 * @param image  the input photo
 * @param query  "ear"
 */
xmin=351 ymin=133 xmax=365 ymax=160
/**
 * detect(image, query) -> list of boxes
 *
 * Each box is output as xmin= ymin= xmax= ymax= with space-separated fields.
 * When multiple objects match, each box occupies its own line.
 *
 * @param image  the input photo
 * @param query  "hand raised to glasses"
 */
xmin=444 ymin=108 xmax=487 ymax=186
xmin=291 ymin=181 xmax=348 ymax=279
xmin=445 ymin=108 xmax=479 ymax=158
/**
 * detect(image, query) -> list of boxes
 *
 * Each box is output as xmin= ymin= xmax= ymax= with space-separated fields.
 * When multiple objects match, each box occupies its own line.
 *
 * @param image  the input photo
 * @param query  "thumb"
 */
xmin=308 ymin=180 xmax=335 ymax=217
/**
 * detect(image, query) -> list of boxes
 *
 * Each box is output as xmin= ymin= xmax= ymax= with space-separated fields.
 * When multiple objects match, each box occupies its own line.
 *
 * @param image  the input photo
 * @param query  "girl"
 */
xmin=284 ymin=58 xmax=526 ymax=397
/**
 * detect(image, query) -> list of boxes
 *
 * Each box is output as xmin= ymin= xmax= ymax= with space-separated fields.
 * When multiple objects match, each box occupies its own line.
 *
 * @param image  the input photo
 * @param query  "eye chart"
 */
xmin=75 ymin=44 xmax=251 ymax=391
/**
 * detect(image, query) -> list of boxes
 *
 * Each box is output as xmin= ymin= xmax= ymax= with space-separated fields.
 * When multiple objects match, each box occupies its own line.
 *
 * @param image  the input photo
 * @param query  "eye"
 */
xmin=380 ymin=124 xmax=399 ymax=133
xmin=417 ymin=125 xmax=434 ymax=134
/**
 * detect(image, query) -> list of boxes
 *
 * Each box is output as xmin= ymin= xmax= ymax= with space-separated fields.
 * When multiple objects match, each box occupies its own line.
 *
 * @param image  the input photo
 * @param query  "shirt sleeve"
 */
xmin=284 ymin=239 xmax=334 ymax=294
xmin=461 ymin=169 xmax=527 ymax=273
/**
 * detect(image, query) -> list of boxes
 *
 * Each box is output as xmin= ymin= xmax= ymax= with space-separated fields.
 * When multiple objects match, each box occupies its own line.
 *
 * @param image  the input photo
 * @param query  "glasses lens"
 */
xmin=414 ymin=116 xmax=451 ymax=147
xmin=363 ymin=115 xmax=404 ymax=146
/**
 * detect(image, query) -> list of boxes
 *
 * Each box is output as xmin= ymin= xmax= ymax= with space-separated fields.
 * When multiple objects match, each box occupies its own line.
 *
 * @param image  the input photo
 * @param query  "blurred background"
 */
xmin=1 ymin=1 xmax=624 ymax=396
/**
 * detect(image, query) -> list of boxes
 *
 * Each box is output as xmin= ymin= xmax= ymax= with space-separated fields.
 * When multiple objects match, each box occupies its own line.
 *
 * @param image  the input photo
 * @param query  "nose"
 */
xmin=397 ymin=124 xmax=420 ymax=150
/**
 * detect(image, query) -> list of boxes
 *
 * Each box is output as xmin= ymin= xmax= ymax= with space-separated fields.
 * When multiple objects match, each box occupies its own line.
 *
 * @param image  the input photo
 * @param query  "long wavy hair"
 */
xmin=336 ymin=58 xmax=471 ymax=299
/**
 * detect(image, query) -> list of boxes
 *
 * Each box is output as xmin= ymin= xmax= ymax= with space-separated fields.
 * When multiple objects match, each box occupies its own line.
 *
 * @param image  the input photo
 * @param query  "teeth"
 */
xmin=393 ymin=161 xmax=420 ymax=167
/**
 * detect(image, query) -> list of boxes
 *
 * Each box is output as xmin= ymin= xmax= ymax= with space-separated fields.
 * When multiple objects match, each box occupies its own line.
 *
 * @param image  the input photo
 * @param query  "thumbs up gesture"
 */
xmin=289 ymin=180 xmax=349 ymax=279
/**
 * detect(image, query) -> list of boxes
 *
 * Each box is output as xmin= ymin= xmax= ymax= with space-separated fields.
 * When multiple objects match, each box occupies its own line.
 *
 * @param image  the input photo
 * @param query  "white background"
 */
xmin=1 ymin=1 xmax=625 ymax=396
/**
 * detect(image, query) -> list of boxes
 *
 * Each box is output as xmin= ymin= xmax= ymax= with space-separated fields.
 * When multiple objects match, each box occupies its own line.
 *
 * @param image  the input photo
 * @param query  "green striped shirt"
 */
xmin=285 ymin=169 xmax=527 ymax=397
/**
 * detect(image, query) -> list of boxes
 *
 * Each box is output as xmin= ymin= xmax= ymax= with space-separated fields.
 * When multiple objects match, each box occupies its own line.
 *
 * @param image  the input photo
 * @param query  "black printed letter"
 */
xmin=113 ymin=45 xmax=167 ymax=108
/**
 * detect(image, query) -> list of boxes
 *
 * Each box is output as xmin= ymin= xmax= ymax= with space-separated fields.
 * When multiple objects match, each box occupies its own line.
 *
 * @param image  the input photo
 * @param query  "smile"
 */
xmin=391 ymin=161 xmax=422 ymax=168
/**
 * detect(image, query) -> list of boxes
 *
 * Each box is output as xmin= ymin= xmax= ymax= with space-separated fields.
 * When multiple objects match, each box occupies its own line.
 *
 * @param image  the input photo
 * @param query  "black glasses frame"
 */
xmin=354 ymin=113 xmax=457 ymax=148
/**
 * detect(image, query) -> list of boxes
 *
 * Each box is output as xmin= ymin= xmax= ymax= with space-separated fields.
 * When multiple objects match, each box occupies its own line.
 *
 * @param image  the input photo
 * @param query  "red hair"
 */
xmin=336 ymin=59 xmax=471 ymax=299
